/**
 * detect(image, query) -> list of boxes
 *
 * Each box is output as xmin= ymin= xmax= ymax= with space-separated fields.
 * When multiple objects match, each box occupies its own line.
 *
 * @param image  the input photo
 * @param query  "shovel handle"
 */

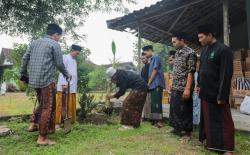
xmin=66 ymin=79 xmax=70 ymax=119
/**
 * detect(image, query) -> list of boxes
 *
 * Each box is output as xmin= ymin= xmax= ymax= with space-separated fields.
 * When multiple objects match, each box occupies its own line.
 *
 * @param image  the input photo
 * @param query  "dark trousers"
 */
xmin=169 ymin=90 xmax=193 ymax=132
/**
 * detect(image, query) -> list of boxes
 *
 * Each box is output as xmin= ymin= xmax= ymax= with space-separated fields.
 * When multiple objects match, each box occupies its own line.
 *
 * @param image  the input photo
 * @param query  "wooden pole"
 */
xmin=137 ymin=25 xmax=142 ymax=71
xmin=247 ymin=0 xmax=250 ymax=48
xmin=223 ymin=0 xmax=230 ymax=46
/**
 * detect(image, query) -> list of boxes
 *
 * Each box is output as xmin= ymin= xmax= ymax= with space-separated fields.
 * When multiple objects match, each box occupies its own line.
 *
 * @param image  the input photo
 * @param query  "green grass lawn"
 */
xmin=0 ymin=93 xmax=34 ymax=116
xmin=0 ymin=92 xmax=107 ymax=116
xmin=0 ymin=117 xmax=250 ymax=155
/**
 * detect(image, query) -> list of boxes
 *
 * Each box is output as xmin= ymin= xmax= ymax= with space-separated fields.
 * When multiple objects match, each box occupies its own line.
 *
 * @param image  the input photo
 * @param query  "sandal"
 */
xmin=180 ymin=136 xmax=191 ymax=144
xmin=169 ymin=129 xmax=181 ymax=136
xmin=37 ymin=139 xmax=56 ymax=147
xmin=118 ymin=125 xmax=134 ymax=131
xmin=153 ymin=122 xmax=163 ymax=128
xmin=223 ymin=151 xmax=234 ymax=155
xmin=202 ymin=139 xmax=207 ymax=148
xmin=28 ymin=123 xmax=38 ymax=132
xmin=28 ymin=127 xmax=38 ymax=132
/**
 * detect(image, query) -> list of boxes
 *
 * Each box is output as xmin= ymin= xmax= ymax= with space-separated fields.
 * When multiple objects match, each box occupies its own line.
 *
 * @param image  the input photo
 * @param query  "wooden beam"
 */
xmin=168 ymin=6 xmax=189 ymax=33
xmin=143 ymin=23 xmax=200 ymax=50
xmin=223 ymin=0 xmax=230 ymax=46
xmin=144 ymin=23 xmax=172 ymax=36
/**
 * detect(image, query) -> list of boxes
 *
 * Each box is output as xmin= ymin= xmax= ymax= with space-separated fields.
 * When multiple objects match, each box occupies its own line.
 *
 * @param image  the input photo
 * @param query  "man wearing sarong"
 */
xmin=143 ymin=45 xmax=165 ymax=128
xmin=169 ymin=33 xmax=196 ymax=140
xmin=140 ymin=52 xmax=151 ymax=121
xmin=20 ymin=24 xmax=70 ymax=146
xmin=106 ymin=67 xmax=147 ymax=130
xmin=55 ymin=45 xmax=81 ymax=128
xmin=197 ymin=24 xmax=235 ymax=155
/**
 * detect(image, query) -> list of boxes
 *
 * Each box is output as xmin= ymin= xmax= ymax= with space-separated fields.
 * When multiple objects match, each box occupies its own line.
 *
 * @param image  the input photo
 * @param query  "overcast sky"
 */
xmin=0 ymin=0 xmax=161 ymax=65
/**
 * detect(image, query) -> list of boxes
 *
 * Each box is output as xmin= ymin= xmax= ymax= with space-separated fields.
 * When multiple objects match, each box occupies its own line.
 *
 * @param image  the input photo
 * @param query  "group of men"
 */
xmin=138 ymin=24 xmax=234 ymax=155
xmin=20 ymin=24 xmax=81 ymax=146
xmin=105 ymin=23 xmax=234 ymax=154
xmin=19 ymin=22 xmax=235 ymax=154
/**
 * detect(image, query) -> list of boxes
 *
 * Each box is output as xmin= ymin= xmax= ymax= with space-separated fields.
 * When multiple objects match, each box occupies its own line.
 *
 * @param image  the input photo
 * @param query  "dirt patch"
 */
xmin=79 ymin=114 xmax=117 ymax=125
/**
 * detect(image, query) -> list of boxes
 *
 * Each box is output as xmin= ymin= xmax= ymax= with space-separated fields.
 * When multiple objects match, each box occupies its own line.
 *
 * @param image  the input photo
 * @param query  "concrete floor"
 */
xmin=163 ymin=104 xmax=250 ymax=132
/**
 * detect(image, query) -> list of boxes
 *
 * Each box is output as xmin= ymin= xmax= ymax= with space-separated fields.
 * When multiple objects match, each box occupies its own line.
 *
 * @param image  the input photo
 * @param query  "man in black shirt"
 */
xmin=106 ymin=67 xmax=147 ymax=130
xmin=197 ymin=24 xmax=235 ymax=155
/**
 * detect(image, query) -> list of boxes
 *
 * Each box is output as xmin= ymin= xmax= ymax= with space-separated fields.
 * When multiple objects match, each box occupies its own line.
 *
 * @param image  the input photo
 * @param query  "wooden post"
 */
xmin=247 ymin=0 xmax=250 ymax=48
xmin=137 ymin=25 xmax=142 ymax=71
xmin=223 ymin=0 xmax=230 ymax=46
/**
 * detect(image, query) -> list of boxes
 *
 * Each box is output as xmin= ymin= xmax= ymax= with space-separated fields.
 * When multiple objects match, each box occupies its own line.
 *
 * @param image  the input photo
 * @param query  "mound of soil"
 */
xmin=80 ymin=113 xmax=117 ymax=125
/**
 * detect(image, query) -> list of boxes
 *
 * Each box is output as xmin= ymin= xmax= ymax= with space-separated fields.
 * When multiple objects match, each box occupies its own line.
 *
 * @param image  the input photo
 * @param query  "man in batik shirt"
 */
xmin=170 ymin=32 xmax=197 ymax=140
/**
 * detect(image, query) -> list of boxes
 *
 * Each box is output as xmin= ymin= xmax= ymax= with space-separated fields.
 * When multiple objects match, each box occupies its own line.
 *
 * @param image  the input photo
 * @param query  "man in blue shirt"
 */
xmin=143 ymin=45 xmax=165 ymax=128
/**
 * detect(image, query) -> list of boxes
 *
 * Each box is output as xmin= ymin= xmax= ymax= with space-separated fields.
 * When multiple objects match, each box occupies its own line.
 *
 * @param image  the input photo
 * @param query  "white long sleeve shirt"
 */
xmin=57 ymin=54 xmax=77 ymax=93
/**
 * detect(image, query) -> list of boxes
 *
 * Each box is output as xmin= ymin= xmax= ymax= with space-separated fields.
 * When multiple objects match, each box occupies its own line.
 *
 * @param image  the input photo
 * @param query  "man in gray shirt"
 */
xmin=20 ymin=23 xmax=70 ymax=146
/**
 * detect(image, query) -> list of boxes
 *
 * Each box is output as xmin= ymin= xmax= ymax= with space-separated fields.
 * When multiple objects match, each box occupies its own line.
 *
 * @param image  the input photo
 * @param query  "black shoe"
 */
xmin=180 ymin=131 xmax=191 ymax=137
xmin=142 ymin=118 xmax=150 ymax=122
xmin=169 ymin=129 xmax=181 ymax=136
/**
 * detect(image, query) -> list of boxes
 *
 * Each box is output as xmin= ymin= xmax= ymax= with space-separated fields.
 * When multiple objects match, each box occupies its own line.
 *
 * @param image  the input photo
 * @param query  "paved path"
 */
xmin=162 ymin=104 xmax=250 ymax=132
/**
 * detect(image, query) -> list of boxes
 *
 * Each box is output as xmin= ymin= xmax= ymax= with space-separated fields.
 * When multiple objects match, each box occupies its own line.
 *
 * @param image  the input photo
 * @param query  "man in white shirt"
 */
xmin=55 ymin=44 xmax=81 ymax=128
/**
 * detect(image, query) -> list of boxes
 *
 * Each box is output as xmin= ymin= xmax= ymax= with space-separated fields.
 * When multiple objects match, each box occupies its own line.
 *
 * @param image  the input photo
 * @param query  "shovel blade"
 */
xmin=63 ymin=118 xmax=72 ymax=134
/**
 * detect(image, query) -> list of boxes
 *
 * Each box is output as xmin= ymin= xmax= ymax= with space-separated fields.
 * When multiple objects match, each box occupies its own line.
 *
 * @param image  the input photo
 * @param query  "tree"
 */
xmin=76 ymin=47 xmax=96 ymax=92
xmin=76 ymin=48 xmax=97 ymax=120
xmin=2 ymin=44 xmax=28 ymax=91
xmin=0 ymin=67 xmax=4 ymax=82
xmin=106 ymin=40 xmax=120 ymax=107
xmin=109 ymin=40 xmax=120 ymax=68
xmin=11 ymin=44 xmax=28 ymax=67
xmin=88 ymin=66 xmax=107 ymax=91
xmin=0 ymin=0 xmax=135 ymax=40
xmin=78 ymin=69 xmax=96 ymax=120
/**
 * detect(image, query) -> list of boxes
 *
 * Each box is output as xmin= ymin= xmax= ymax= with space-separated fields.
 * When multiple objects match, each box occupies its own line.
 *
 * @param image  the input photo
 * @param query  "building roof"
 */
xmin=107 ymin=0 xmax=246 ymax=51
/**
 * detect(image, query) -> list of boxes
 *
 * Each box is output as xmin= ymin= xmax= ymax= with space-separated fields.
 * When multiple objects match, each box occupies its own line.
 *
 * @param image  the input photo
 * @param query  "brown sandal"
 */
xmin=28 ymin=123 xmax=38 ymax=132
xmin=28 ymin=127 xmax=38 ymax=132
xmin=153 ymin=122 xmax=163 ymax=128
xmin=37 ymin=139 xmax=56 ymax=147
xmin=180 ymin=136 xmax=191 ymax=144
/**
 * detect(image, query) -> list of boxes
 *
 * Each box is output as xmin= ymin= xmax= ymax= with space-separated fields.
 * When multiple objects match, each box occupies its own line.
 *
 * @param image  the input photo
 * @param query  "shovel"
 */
xmin=62 ymin=79 xmax=72 ymax=134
